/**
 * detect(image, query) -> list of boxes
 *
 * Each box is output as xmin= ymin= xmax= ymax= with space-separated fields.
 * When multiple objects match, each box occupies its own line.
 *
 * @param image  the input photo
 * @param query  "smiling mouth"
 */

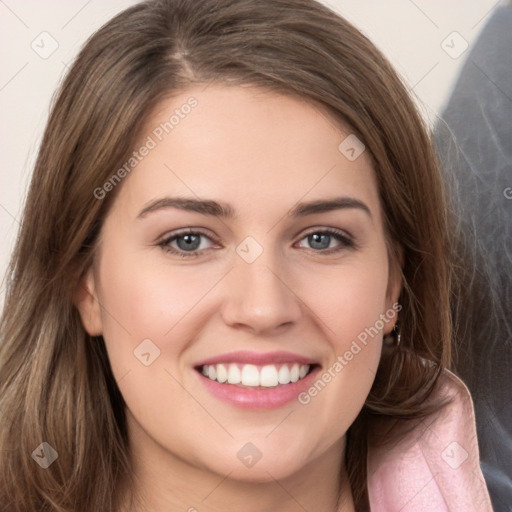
xmin=196 ymin=362 xmax=315 ymax=388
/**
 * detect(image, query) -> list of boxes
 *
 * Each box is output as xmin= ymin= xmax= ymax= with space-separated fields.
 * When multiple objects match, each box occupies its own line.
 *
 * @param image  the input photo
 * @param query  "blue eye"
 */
xmin=298 ymin=228 xmax=355 ymax=252
xmin=157 ymin=227 xmax=355 ymax=258
xmin=158 ymin=229 xmax=215 ymax=258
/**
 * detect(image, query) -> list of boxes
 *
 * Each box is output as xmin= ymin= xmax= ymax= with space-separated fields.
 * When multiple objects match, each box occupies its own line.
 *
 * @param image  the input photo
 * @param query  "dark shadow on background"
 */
xmin=434 ymin=5 xmax=512 ymax=512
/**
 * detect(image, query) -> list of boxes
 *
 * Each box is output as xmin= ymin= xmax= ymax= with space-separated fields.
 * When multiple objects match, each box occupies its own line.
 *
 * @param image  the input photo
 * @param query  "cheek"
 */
xmin=94 ymin=248 xmax=223 ymax=376
xmin=296 ymin=247 xmax=389 ymax=425
xmin=94 ymin=250 xmax=222 ymax=440
xmin=306 ymin=251 xmax=390 ymax=348
xmin=99 ymin=240 xmax=229 ymax=326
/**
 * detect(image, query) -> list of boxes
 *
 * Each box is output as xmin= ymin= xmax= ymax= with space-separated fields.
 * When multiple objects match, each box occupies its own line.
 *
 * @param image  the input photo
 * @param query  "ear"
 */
xmin=74 ymin=266 xmax=103 ymax=336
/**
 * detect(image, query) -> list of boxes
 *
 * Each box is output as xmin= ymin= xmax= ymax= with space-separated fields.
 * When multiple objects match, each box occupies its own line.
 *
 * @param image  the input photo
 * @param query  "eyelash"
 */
xmin=157 ymin=227 xmax=356 ymax=258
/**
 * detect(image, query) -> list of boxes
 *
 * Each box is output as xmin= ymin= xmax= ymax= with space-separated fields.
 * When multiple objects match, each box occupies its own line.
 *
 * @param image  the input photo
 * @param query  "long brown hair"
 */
xmin=0 ymin=0 xmax=453 ymax=510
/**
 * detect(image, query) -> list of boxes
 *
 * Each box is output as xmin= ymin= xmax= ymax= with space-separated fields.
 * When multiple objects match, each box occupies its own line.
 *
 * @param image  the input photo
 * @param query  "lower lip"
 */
xmin=196 ymin=367 xmax=320 ymax=410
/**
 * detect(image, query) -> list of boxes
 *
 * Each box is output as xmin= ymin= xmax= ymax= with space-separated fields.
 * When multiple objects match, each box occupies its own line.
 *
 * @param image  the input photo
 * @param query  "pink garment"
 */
xmin=366 ymin=370 xmax=493 ymax=511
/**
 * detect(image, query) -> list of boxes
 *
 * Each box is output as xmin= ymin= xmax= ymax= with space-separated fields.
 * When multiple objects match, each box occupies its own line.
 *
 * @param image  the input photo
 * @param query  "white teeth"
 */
xmin=260 ymin=365 xmax=278 ymax=387
xmin=227 ymin=364 xmax=241 ymax=384
xmin=216 ymin=363 xmax=228 ymax=383
xmin=290 ymin=363 xmax=300 ymax=383
xmin=241 ymin=364 xmax=260 ymax=386
xmin=201 ymin=363 xmax=311 ymax=387
xmin=278 ymin=365 xmax=290 ymax=384
xmin=299 ymin=364 xmax=309 ymax=378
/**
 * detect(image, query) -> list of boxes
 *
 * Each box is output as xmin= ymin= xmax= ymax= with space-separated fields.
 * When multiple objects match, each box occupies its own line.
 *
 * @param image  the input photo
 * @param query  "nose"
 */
xmin=220 ymin=247 xmax=302 ymax=335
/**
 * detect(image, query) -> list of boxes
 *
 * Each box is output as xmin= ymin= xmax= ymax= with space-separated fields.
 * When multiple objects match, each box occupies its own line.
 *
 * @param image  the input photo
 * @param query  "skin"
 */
xmin=76 ymin=84 xmax=401 ymax=512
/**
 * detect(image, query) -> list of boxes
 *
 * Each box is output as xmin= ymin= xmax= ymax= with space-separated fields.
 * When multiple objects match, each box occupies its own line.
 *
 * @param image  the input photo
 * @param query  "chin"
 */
xmin=221 ymin=435 xmax=315 ymax=481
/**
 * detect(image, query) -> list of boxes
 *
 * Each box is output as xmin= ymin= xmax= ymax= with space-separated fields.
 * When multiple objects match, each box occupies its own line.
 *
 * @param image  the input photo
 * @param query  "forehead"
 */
xmin=112 ymin=84 xmax=381 ymax=221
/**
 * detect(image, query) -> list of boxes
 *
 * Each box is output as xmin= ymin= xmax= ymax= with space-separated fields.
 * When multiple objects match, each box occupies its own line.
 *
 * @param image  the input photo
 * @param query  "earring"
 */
xmin=392 ymin=324 xmax=401 ymax=347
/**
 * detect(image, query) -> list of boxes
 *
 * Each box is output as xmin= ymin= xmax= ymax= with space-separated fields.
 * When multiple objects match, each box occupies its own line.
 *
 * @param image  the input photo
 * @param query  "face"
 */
xmin=77 ymin=84 xmax=400 ymax=488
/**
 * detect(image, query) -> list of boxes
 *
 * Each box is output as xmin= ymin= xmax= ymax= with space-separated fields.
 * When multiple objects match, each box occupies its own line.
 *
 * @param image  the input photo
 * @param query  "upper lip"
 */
xmin=194 ymin=350 xmax=318 ymax=368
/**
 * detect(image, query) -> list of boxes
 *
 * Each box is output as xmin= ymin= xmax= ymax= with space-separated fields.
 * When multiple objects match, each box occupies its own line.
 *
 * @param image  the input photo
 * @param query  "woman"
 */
xmin=0 ymin=0 xmax=492 ymax=510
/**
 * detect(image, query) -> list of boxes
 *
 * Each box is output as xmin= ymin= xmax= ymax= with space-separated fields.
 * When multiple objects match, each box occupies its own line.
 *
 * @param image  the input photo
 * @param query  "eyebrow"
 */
xmin=137 ymin=196 xmax=372 ymax=220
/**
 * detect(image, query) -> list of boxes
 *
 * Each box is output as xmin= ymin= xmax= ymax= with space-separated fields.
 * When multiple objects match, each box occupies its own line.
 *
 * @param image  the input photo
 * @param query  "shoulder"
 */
xmin=366 ymin=369 xmax=493 ymax=511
